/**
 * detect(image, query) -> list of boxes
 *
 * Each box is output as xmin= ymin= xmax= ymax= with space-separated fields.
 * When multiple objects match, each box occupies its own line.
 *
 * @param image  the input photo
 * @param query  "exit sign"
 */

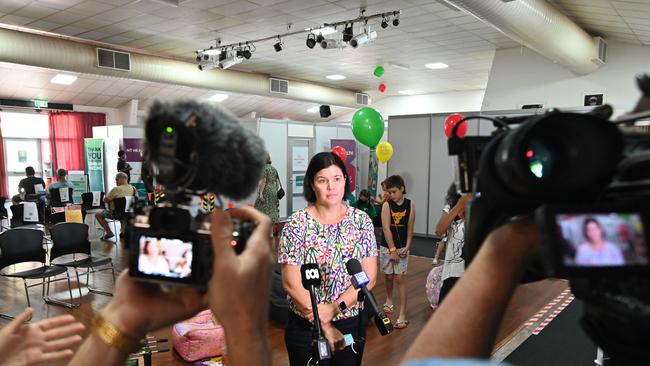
xmin=33 ymin=99 xmax=48 ymax=108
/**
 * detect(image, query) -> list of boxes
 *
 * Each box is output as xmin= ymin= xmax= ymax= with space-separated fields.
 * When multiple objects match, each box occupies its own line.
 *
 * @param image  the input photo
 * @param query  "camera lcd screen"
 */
xmin=555 ymin=213 xmax=648 ymax=268
xmin=137 ymin=236 xmax=193 ymax=278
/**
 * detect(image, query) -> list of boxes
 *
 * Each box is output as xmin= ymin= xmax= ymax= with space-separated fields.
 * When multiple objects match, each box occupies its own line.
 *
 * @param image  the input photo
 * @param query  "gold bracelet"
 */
xmin=388 ymin=247 xmax=397 ymax=253
xmin=92 ymin=311 xmax=142 ymax=355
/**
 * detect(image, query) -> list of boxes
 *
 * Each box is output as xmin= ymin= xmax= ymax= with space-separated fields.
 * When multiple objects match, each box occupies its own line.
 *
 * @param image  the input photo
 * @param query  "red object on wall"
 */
xmin=49 ymin=112 xmax=106 ymax=171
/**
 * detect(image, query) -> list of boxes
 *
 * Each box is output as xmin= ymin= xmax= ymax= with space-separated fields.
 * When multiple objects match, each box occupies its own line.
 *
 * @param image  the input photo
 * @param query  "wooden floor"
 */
xmin=0 ymin=238 xmax=568 ymax=366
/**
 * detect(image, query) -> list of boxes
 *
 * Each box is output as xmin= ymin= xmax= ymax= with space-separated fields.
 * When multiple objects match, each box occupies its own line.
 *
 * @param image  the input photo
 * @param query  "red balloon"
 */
xmin=378 ymin=83 xmax=386 ymax=93
xmin=331 ymin=146 xmax=347 ymax=163
xmin=444 ymin=113 xmax=467 ymax=138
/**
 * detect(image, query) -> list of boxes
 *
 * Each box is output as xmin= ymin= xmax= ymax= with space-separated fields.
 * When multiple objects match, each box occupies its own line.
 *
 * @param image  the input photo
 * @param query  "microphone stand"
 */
xmin=355 ymin=290 xmax=366 ymax=366
xmin=308 ymin=284 xmax=331 ymax=365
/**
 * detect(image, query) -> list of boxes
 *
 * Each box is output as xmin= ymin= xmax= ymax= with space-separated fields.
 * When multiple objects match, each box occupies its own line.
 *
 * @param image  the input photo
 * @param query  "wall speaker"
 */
xmin=319 ymin=105 xmax=331 ymax=118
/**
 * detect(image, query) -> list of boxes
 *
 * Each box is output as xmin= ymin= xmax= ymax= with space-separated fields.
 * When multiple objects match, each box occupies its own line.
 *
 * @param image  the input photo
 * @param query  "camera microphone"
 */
xmin=345 ymin=259 xmax=393 ymax=336
xmin=143 ymin=100 xmax=267 ymax=199
xmin=300 ymin=263 xmax=331 ymax=361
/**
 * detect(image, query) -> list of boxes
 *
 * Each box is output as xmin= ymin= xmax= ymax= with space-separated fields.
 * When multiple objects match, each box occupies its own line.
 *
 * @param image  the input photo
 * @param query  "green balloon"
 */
xmin=373 ymin=66 xmax=385 ymax=77
xmin=352 ymin=107 xmax=384 ymax=148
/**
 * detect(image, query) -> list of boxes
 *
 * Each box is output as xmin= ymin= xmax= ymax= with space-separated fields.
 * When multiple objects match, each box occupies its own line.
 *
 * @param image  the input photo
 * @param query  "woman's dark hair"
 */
xmin=143 ymin=239 xmax=155 ymax=255
xmin=583 ymin=217 xmax=604 ymax=243
xmin=304 ymin=152 xmax=350 ymax=203
xmin=445 ymin=182 xmax=461 ymax=208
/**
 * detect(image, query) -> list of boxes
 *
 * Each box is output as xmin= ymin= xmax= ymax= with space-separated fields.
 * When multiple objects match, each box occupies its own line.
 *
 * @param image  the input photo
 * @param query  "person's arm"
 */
xmin=382 ymin=202 xmax=400 ymax=263
xmin=403 ymin=201 xmax=416 ymax=255
xmin=401 ymin=218 xmax=539 ymax=362
xmin=258 ymin=178 xmax=266 ymax=202
xmin=281 ymin=264 xmax=313 ymax=317
xmin=0 ymin=307 xmax=85 ymax=366
xmin=435 ymin=195 xmax=470 ymax=236
xmin=368 ymin=202 xmax=378 ymax=218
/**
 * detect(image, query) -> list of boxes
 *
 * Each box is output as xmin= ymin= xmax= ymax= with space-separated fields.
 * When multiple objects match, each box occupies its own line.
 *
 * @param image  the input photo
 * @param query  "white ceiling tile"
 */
xmin=0 ymin=14 xmax=36 ymax=26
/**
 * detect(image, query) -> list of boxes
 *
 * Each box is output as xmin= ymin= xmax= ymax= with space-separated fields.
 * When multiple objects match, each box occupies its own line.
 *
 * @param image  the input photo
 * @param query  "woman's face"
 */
xmin=586 ymin=221 xmax=603 ymax=243
xmin=147 ymin=240 xmax=161 ymax=255
xmin=312 ymin=164 xmax=346 ymax=205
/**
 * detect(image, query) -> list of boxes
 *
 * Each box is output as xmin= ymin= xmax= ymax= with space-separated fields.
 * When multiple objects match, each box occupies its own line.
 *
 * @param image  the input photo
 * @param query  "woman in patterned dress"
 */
xmin=254 ymin=155 xmax=281 ymax=223
xmin=279 ymin=152 xmax=378 ymax=365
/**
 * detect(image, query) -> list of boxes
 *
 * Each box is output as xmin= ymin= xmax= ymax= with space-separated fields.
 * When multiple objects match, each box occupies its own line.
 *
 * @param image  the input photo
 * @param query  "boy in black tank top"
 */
xmin=380 ymin=175 xmax=416 ymax=329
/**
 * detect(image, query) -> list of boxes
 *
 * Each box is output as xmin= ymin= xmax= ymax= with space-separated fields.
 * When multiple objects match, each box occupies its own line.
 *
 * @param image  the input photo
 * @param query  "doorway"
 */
xmin=287 ymin=138 xmax=312 ymax=213
xmin=5 ymin=138 xmax=44 ymax=198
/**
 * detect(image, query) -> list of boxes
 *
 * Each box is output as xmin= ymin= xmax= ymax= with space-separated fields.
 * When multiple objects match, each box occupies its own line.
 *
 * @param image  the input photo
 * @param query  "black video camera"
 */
xmin=448 ymin=74 xmax=650 ymax=363
xmin=127 ymin=100 xmax=266 ymax=289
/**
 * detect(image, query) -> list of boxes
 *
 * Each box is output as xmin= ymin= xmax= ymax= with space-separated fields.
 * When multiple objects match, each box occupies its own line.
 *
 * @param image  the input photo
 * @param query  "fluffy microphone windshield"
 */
xmin=143 ymin=99 xmax=267 ymax=200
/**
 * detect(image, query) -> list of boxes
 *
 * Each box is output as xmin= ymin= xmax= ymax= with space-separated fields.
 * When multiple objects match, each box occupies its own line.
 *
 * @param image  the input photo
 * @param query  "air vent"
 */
xmin=592 ymin=37 xmax=607 ymax=65
xmin=97 ymin=48 xmax=131 ymax=71
xmin=356 ymin=93 xmax=370 ymax=105
xmin=270 ymin=78 xmax=288 ymax=94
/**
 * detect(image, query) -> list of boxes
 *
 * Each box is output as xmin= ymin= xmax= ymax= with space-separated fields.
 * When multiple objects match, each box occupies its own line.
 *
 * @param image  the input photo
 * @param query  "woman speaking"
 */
xmin=278 ymin=152 xmax=378 ymax=365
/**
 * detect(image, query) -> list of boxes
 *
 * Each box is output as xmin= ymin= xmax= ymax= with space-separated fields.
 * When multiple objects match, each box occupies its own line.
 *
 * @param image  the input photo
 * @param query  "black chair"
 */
xmin=100 ymin=197 xmax=132 ymax=255
xmin=0 ymin=228 xmax=76 ymax=320
xmin=0 ymin=197 xmax=8 ymax=232
xmin=10 ymin=202 xmax=44 ymax=228
xmin=49 ymin=211 xmax=67 ymax=225
xmin=81 ymin=192 xmax=105 ymax=211
xmin=50 ymin=223 xmax=114 ymax=297
xmin=49 ymin=187 xmax=74 ymax=207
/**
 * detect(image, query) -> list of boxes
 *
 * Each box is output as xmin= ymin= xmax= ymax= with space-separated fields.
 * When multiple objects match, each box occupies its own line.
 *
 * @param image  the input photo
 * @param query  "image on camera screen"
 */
xmin=138 ymin=236 xmax=193 ymax=278
xmin=555 ymin=213 xmax=648 ymax=267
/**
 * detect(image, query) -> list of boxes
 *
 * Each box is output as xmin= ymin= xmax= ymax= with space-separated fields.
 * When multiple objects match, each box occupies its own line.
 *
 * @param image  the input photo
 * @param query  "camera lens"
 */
xmin=525 ymin=140 xmax=553 ymax=179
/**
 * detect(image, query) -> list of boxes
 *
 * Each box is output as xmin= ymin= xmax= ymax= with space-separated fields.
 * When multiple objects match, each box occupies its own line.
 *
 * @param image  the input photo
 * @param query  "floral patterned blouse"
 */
xmin=278 ymin=206 xmax=378 ymax=321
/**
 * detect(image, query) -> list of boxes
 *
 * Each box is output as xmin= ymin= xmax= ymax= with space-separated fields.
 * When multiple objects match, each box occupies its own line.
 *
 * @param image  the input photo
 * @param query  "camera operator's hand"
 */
xmin=68 ymin=271 xmax=207 ymax=366
xmin=208 ymin=207 xmax=273 ymax=366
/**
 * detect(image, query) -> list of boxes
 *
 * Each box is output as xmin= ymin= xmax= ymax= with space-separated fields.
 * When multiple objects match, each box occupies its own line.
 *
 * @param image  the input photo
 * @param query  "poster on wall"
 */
xmin=292 ymin=174 xmax=304 ymax=194
xmin=84 ymin=138 xmax=104 ymax=192
xmin=292 ymin=146 xmax=309 ymax=171
xmin=123 ymin=138 xmax=143 ymax=182
xmin=331 ymin=139 xmax=357 ymax=195
xmin=68 ymin=171 xmax=87 ymax=204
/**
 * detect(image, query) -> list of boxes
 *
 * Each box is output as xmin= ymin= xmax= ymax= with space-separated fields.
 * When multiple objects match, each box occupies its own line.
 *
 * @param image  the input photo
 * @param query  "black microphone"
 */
xmin=143 ymin=100 xmax=267 ymax=199
xmin=300 ymin=263 xmax=331 ymax=361
xmin=345 ymin=259 xmax=393 ymax=336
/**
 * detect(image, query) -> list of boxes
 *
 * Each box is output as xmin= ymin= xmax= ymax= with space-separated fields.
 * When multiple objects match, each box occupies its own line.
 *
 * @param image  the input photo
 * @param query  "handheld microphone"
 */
xmin=300 ymin=263 xmax=331 ymax=361
xmin=345 ymin=259 xmax=394 ymax=336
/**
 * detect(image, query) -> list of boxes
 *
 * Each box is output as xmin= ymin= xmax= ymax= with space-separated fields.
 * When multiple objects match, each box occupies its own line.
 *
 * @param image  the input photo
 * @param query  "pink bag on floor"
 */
xmin=425 ymin=265 xmax=444 ymax=309
xmin=171 ymin=310 xmax=226 ymax=362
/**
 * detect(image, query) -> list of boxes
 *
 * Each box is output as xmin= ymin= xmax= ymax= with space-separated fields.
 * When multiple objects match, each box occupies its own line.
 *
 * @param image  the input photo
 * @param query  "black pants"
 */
xmin=285 ymin=310 xmax=368 ymax=366
xmin=439 ymin=277 xmax=460 ymax=304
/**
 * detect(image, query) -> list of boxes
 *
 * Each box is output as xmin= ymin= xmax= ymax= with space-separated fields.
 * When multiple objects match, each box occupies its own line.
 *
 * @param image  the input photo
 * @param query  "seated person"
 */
xmin=17 ymin=166 xmax=46 ymax=202
xmin=47 ymin=168 xmax=74 ymax=205
xmin=352 ymin=189 xmax=378 ymax=219
xmin=95 ymin=172 xmax=137 ymax=241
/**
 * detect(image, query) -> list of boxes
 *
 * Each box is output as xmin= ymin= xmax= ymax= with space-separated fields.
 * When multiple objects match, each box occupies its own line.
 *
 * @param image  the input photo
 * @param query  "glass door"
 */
xmin=287 ymin=138 xmax=312 ymax=213
xmin=5 ymin=139 xmax=43 ymax=198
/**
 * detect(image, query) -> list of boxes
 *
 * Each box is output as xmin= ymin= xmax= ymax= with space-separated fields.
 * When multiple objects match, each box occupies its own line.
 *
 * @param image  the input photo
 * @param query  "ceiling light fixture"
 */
xmin=398 ymin=90 xmax=415 ymax=95
xmin=381 ymin=15 xmax=389 ymax=29
xmin=342 ymin=23 xmax=354 ymax=42
xmin=350 ymin=29 xmax=377 ymax=48
xmin=50 ymin=74 xmax=78 ymax=85
xmin=321 ymin=38 xmax=346 ymax=49
xmin=326 ymin=74 xmax=346 ymax=80
xmin=392 ymin=14 xmax=400 ymax=26
xmin=306 ymin=33 xmax=317 ymax=49
xmin=219 ymin=52 xmax=244 ymax=69
xmin=425 ymin=62 xmax=449 ymax=70
xmin=198 ymin=61 xmax=217 ymax=71
xmin=273 ymin=36 xmax=283 ymax=52
xmin=208 ymin=93 xmax=229 ymax=102
xmin=307 ymin=106 xmax=320 ymax=113
xmin=311 ymin=26 xmax=337 ymax=36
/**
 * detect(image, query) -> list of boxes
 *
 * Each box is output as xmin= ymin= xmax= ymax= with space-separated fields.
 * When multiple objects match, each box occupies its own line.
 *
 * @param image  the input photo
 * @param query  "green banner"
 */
xmin=85 ymin=138 xmax=104 ymax=192
xmin=68 ymin=171 xmax=88 ymax=204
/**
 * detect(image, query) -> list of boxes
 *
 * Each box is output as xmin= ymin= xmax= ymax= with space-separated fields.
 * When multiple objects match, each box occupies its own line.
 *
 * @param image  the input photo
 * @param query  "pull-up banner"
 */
xmin=84 ymin=138 xmax=104 ymax=192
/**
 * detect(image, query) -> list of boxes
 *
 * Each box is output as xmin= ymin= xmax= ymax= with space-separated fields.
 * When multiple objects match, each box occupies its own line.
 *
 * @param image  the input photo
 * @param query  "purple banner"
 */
xmin=123 ymin=139 xmax=142 ymax=162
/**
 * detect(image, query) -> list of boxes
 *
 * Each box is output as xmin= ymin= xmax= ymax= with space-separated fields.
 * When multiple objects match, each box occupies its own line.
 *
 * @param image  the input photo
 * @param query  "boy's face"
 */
xmin=387 ymin=186 xmax=404 ymax=202
xmin=359 ymin=195 xmax=368 ymax=203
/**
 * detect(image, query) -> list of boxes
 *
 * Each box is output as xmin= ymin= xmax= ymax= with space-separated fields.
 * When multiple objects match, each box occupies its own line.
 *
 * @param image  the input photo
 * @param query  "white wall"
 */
xmin=482 ymin=41 xmax=649 ymax=114
xmin=73 ymin=104 xmax=121 ymax=125
xmin=333 ymin=90 xmax=485 ymax=122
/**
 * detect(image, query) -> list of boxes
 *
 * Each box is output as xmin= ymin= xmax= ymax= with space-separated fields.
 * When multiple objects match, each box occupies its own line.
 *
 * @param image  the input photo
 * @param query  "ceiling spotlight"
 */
xmin=392 ymin=15 xmax=400 ymax=26
xmin=219 ymin=53 xmax=243 ymax=69
xmin=316 ymin=34 xmax=325 ymax=43
xmin=196 ymin=55 xmax=202 ymax=62
xmin=219 ymin=49 xmax=227 ymax=61
xmin=203 ymin=46 xmax=220 ymax=56
xmin=350 ymin=30 xmax=377 ymax=48
xmin=203 ymin=54 xmax=209 ymax=61
xmin=306 ymin=33 xmax=316 ymax=49
xmin=236 ymin=49 xmax=252 ymax=59
xmin=342 ymin=23 xmax=353 ymax=42
xmin=198 ymin=62 xmax=217 ymax=71
xmin=381 ymin=17 xmax=389 ymax=29
xmin=321 ymin=38 xmax=345 ymax=49
xmin=311 ymin=26 xmax=337 ymax=36
xmin=273 ymin=37 xmax=283 ymax=52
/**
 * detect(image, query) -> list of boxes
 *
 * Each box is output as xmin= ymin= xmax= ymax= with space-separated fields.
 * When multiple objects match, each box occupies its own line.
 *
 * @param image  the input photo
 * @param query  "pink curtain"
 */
xmin=49 ymin=112 xmax=105 ymax=171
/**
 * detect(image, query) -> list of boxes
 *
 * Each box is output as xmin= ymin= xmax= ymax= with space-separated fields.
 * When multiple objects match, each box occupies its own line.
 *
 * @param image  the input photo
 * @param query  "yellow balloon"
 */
xmin=376 ymin=141 xmax=393 ymax=163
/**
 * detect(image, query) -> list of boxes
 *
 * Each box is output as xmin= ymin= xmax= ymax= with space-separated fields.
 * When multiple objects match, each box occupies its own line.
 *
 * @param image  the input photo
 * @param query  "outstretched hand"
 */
xmin=0 ymin=308 xmax=85 ymax=366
